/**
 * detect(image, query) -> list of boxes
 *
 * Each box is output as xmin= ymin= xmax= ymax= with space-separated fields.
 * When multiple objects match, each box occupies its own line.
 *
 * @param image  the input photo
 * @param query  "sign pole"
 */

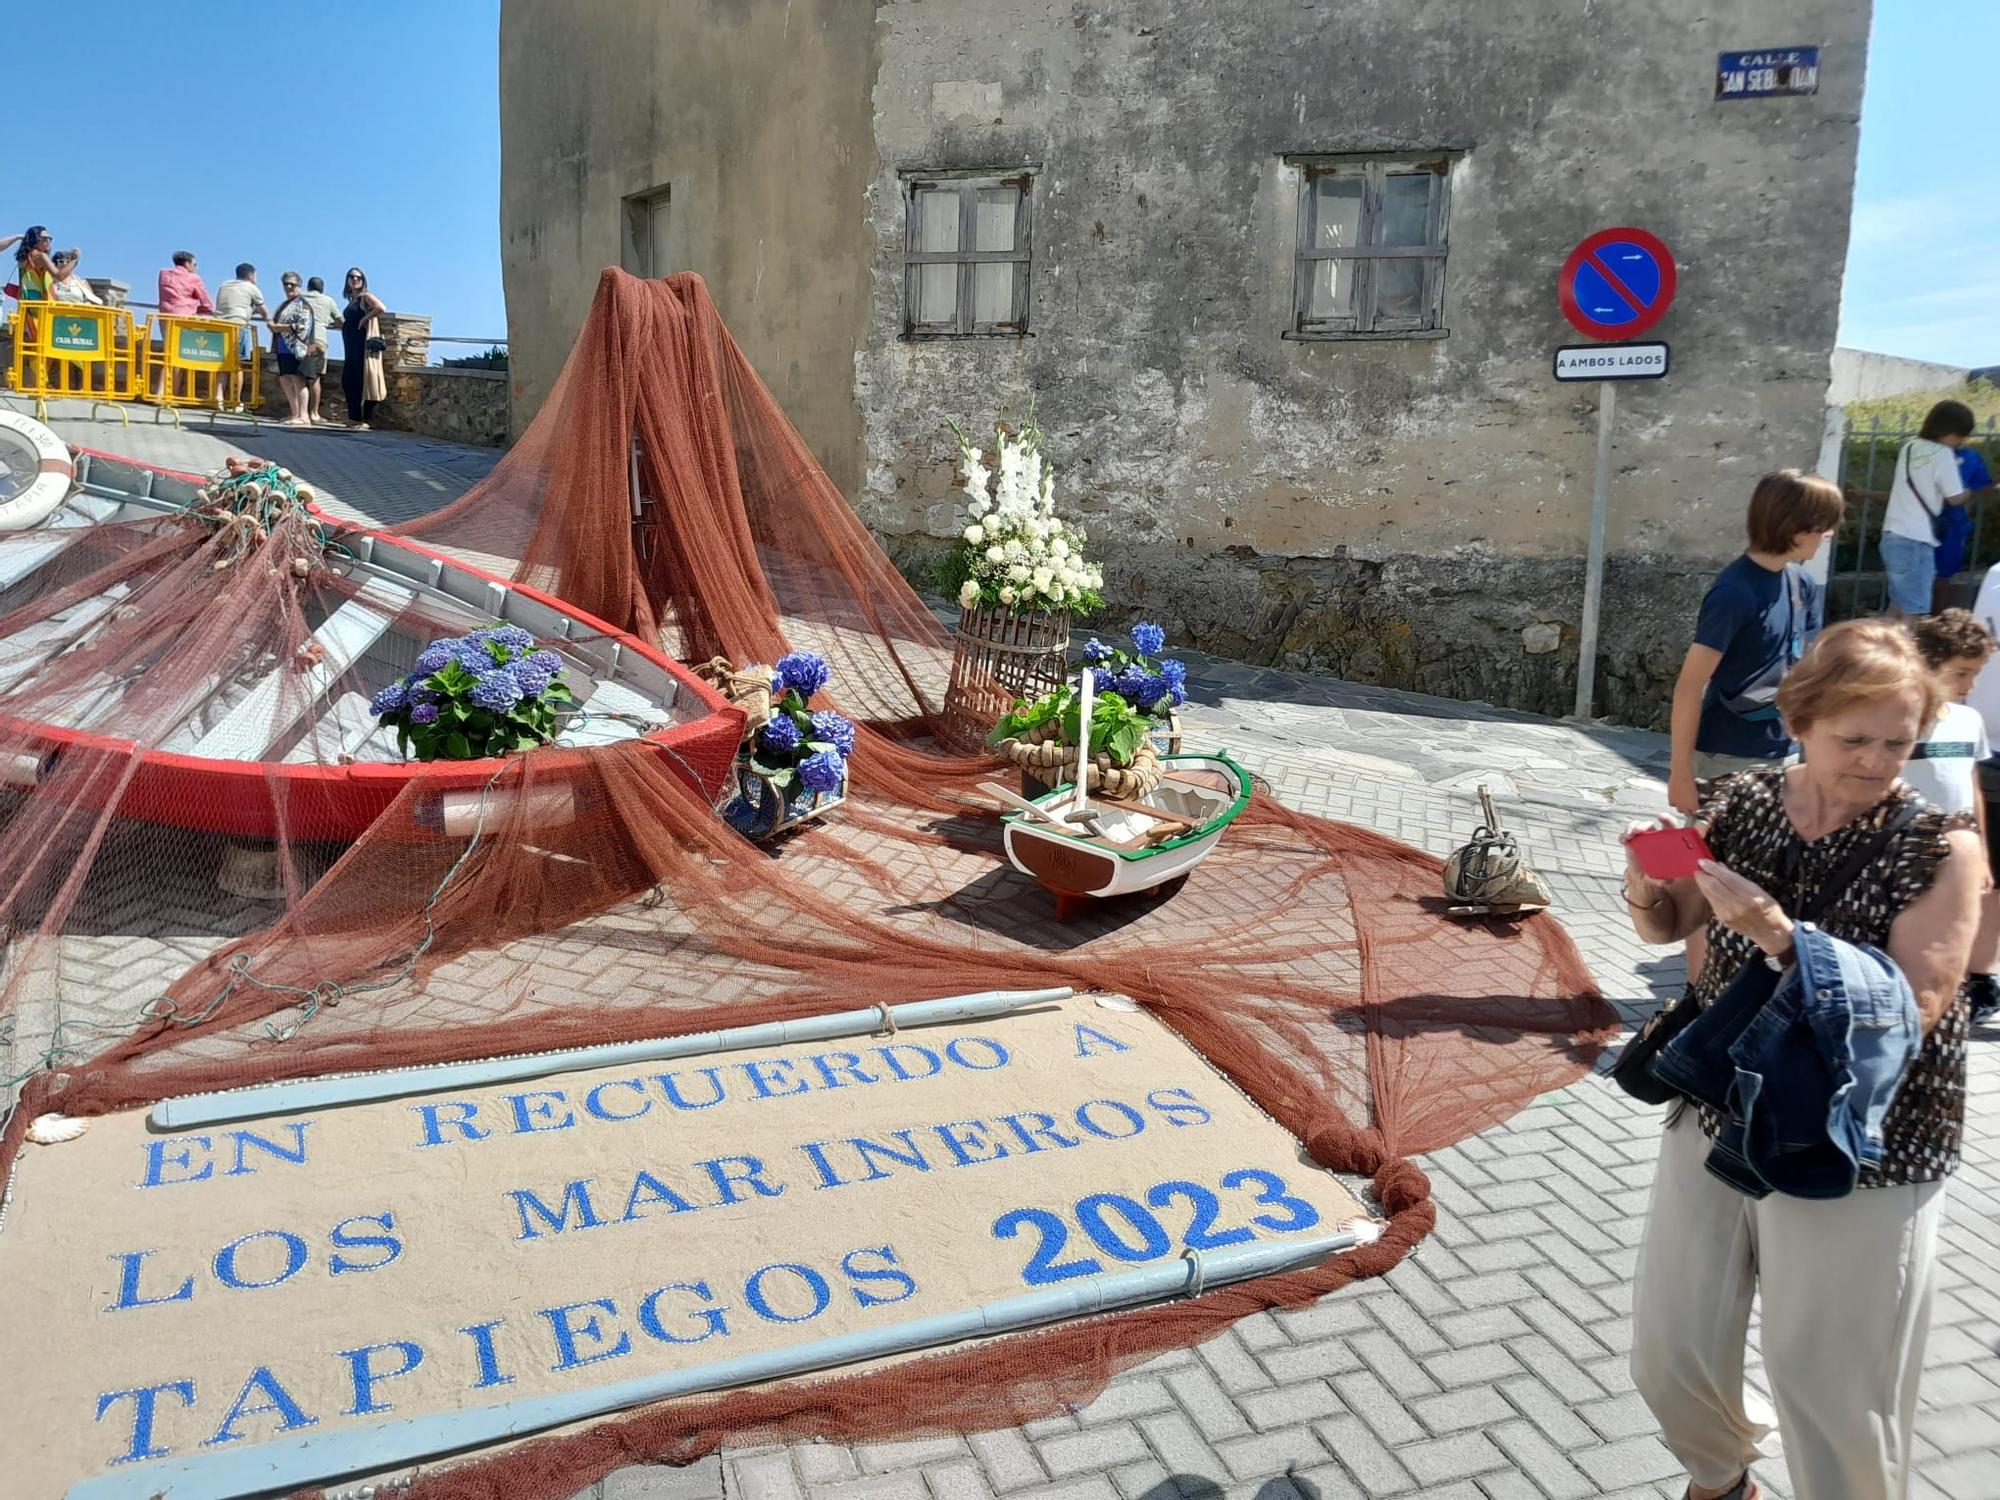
xmin=1573 ymin=379 xmax=1617 ymax=720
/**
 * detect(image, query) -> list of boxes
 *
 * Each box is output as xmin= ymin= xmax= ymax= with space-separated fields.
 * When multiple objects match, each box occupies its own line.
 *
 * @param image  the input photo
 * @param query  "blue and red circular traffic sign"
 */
xmin=1558 ymin=227 xmax=1677 ymax=340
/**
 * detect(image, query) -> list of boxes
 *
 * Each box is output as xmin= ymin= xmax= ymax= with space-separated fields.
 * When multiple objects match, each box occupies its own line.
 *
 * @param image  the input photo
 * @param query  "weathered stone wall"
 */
xmin=500 ymin=0 xmax=1872 ymax=725
xmin=856 ymin=0 xmax=1870 ymax=725
xmin=497 ymin=0 xmax=879 ymax=492
xmin=259 ymin=358 xmax=508 ymax=447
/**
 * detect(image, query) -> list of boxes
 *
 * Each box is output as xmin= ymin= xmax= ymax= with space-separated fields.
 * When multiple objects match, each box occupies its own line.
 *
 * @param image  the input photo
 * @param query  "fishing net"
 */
xmin=0 ymin=270 xmax=1615 ymax=1498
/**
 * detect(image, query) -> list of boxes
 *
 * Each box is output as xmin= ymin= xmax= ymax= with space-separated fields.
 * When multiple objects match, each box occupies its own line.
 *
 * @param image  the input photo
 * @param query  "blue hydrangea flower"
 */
xmin=485 ymin=624 xmax=535 ymax=654
xmin=525 ymin=649 xmax=563 ymax=678
xmin=760 ymin=714 xmax=802 ymax=754
xmin=510 ymin=660 xmax=555 ymax=697
xmin=470 ymin=671 xmax=524 ymax=711
xmin=809 ymin=710 xmax=856 ymax=757
xmin=1092 ymin=668 xmax=1118 ymax=697
xmin=1112 ymin=666 xmax=1150 ymax=702
xmin=414 ymin=638 xmax=458 ymax=674
xmin=798 ymin=748 xmax=846 ymax=794
xmin=407 ymin=682 xmax=441 ymax=706
xmin=776 ymin=651 xmax=831 ymax=699
xmin=410 ymin=701 xmax=440 ymax=725
xmin=1131 ymin=621 xmax=1166 ymax=657
xmin=1130 ymin=673 xmax=1170 ymax=712
xmin=1169 ymin=682 xmax=1187 ymax=708
xmin=453 ymin=639 xmax=502 ymax=673
xmin=1160 ymin=657 xmax=1187 ymax=686
xmin=370 ymin=681 xmax=408 ymax=716
xmin=1081 ymin=638 xmax=1113 ymax=665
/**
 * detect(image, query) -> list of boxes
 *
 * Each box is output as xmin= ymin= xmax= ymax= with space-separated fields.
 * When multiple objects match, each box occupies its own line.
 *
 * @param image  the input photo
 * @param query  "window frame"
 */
xmin=900 ymin=168 xmax=1036 ymax=339
xmin=1285 ymin=151 xmax=1458 ymax=342
xmin=620 ymin=184 xmax=673 ymax=279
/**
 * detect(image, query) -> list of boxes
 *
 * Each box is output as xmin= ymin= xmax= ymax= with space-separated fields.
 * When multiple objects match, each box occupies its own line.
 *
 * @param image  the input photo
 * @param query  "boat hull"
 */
xmin=1000 ymin=754 xmax=1251 ymax=904
xmin=0 ymin=447 xmax=745 ymax=842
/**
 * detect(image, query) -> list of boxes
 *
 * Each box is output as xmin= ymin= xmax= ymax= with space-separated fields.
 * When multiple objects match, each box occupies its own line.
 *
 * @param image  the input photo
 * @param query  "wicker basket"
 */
xmin=942 ymin=603 xmax=1070 ymax=752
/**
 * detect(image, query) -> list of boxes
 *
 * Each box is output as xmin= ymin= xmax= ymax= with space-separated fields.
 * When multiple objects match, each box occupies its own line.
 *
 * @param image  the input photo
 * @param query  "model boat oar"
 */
xmin=977 ymin=780 xmax=1067 ymax=825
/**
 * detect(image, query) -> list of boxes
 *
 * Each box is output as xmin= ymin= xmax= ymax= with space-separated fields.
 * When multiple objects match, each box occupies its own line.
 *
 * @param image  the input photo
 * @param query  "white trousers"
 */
xmin=1630 ymin=1110 xmax=1944 ymax=1500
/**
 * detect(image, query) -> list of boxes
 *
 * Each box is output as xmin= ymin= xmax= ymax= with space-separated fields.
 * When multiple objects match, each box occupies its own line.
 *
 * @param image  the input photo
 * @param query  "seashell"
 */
xmin=26 ymin=1113 xmax=87 ymax=1145
xmin=1093 ymin=993 xmax=1139 ymax=1012
xmin=293 ymin=558 xmax=313 ymax=577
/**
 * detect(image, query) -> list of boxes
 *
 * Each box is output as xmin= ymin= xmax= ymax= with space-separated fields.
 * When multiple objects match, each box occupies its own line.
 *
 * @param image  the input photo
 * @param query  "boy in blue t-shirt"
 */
xmin=1666 ymin=470 xmax=1846 ymax=816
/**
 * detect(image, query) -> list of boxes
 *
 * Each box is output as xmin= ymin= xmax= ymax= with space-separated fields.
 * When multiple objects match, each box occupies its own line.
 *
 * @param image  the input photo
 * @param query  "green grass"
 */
xmin=1845 ymin=378 xmax=2000 ymax=433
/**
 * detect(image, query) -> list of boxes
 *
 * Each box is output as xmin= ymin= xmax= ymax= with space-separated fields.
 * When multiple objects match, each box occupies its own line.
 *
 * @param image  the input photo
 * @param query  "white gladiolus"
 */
xmin=952 ymin=418 xmax=1100 ymax=615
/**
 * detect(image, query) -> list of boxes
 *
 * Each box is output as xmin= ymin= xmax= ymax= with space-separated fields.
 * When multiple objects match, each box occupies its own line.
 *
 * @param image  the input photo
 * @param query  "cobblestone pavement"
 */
xmin=581 ymin=674 xmax=1997 ymax=1499
xmin=23 ymin=402 xmax=2000 ymax=1497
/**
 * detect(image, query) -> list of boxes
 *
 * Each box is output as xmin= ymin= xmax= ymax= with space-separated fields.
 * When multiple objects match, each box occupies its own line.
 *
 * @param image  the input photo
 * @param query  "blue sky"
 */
xmin=7 ymin=0 xmax=503 ymax=344
xmin=10 ymin=1 xmax=1981 ymax=369
xmin=1839 ymin=0 xmax=1996 ymax=366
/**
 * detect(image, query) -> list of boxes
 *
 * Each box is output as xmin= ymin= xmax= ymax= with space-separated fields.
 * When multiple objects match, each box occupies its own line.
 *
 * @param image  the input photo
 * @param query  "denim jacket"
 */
xmin=1650 ymin=924 xmax=1921 ymax=1199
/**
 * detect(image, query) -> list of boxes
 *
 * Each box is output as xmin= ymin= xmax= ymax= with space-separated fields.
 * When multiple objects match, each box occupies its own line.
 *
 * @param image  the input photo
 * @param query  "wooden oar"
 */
xmin=1090 ymin=793 xmax=1198 ymax=830
xmin=977 ymin=781 xmax=1066 ymax=826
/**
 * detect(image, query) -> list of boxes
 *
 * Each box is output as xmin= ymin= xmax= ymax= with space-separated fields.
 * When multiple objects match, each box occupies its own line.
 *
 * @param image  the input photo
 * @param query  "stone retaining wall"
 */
xmin=259 ymin=357 xmax=507 ymax=447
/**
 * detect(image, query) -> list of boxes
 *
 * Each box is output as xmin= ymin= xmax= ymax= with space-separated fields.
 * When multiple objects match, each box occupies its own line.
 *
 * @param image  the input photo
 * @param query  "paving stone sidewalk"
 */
xmin=28 ymin=402 xmax=2000 ymax=1498
xmin=591 ymin=667 xmax=1998 ymax=1498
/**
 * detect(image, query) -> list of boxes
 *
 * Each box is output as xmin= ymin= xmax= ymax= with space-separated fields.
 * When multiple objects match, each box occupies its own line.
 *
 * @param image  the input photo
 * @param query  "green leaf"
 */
xmin=436 ymin=660 xmax=474 ymax=691
xmin=805 ymin=740 xmax=836 ymax=755
xmin=1103 ymin=718 xmax=1147 ymax=765
xmin=761 ymin=766 xmax=796 ymax=790
xmin=443 ymin=731 xmax=473 ymax=760
xmin=542 ymin=680 xmax=575 ymax=702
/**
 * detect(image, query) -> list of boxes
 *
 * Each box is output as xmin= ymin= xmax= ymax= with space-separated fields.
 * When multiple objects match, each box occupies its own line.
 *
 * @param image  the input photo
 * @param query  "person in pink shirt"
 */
xmin=155 ymin=249 xmax=213 ymax=316
xmin=152 ymin=250 xmax=215 ymax=397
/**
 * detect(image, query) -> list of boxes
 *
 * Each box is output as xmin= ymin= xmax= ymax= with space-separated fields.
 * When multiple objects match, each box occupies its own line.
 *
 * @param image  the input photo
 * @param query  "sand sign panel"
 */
xmin=0 ymin=993 xmax=1368 ymax=1498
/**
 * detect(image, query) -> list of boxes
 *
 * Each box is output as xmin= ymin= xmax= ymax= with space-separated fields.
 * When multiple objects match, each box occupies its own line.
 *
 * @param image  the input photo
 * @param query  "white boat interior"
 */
xmin=0 ymin=452 xmax=706 ymax=765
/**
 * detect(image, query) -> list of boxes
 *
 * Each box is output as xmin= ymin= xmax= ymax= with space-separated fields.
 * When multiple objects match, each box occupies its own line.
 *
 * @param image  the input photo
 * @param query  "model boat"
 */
xmin=986 ymin=668 xmax=1249 ymax=915
xmin=0 ymin=420 xmax=742 ymax=840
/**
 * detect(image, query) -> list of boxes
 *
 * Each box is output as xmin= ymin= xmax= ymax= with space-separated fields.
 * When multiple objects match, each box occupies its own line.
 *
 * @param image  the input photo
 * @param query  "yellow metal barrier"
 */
xmin=6 ymin=301 xmax=142 ymax=423
xmin=142 ymin=314 xmax=262 ymax=424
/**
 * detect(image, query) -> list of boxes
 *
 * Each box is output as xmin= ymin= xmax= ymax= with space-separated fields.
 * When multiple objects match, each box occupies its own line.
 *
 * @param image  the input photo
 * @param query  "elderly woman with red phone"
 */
xmin=1618 ymin=619 xmax=1980 ymax=1500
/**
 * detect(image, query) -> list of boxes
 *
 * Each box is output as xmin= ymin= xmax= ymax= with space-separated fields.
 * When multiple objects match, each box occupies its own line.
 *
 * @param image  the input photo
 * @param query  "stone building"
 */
xmin=499 ymin=0 xmax=1871 ymax=724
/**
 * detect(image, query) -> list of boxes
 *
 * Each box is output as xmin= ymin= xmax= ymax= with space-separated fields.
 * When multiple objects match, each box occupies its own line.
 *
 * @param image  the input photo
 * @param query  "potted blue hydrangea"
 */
xmin=1081 ymin=621 xmax=1188 ymax=751
xmin=990 ymin=622 xmax=1188 ymax=798
xmin=726 ymin=650 xmax=855 ymax=839
xmin=371 ymin=624 xmax=574 ymax=760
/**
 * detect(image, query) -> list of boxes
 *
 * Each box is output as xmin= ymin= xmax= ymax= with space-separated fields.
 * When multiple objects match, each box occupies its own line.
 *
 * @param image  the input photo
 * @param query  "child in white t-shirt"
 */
xmin=1910 ymin=609 xmax=1999 ymax=1019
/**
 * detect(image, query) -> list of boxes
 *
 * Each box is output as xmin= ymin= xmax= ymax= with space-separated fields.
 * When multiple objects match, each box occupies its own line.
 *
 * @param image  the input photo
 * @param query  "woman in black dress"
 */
xmin=339 ymin=266 xmax=389 ymax=428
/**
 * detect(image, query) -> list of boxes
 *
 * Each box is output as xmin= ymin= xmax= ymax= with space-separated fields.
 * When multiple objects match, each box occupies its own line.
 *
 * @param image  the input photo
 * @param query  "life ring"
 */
xmin=0 ymin=409 xmax=74 ymax=531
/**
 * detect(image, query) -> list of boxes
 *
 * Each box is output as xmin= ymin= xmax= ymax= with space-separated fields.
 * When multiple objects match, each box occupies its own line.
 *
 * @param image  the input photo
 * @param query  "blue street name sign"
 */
xmin=1716 ymin=47 xmax=1820 ymax=100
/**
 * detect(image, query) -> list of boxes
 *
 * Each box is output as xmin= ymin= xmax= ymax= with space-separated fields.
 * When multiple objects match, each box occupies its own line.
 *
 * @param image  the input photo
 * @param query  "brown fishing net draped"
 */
xmin=0 ymin=270 xmax=1614 ymax=1497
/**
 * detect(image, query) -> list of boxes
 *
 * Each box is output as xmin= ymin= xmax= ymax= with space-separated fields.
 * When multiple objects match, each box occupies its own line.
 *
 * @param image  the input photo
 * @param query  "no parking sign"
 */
xmin=1558 ymin=227 xmax=1677 ymax=340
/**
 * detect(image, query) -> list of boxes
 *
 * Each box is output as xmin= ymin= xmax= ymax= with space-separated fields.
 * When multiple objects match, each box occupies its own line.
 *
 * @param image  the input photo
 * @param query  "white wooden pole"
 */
xmin=1573 ymin=380 xmax=1617 ymax=720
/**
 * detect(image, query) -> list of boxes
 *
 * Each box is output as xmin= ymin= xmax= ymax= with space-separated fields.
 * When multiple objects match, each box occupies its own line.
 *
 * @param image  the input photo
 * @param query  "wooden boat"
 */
xmin=998 ymin=752 xmax=1252 ymax=918
xmin=0 ymin=429 xmax=743 ymax=841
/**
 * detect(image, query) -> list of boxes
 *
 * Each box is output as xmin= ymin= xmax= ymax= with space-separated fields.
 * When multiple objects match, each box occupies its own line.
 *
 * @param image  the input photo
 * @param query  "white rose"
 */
xmin=985 ymin=545 xmax=1005 ymax=564
xmin=999 ymin=585 xmax=1017 ymax=605
xmin=959 ymin=580 xmax=981 ymax=608
xmin=1032 ymin=568 xmax=1054 ymax=592
xmin=1051 ymin=537 xmax=1069 ymax=560
xmin=1008 ymin=563 xmax=1030 ymax=583
xmin=963 ymin=523 xmax=985 ymax=545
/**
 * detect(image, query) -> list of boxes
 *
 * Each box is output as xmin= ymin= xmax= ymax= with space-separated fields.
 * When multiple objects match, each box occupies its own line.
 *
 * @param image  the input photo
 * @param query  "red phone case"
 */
xmin=1625 ymin=826 xmax=1713 ymax=881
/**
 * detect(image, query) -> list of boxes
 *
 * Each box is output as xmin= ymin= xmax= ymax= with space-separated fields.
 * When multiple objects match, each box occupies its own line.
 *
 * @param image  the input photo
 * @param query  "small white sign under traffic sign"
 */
xmin=1553 ymin=341 xmax=1669 ymax=382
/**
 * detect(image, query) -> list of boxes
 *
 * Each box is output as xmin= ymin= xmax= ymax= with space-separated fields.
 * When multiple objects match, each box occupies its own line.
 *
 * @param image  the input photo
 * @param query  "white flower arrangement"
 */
xmin=945 ymin=415 xmax=1104 ymax=616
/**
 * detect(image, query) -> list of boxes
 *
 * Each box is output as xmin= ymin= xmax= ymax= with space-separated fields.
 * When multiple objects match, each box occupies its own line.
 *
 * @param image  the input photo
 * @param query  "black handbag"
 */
xmin=364 ymin=336 xmax=387 ymax=356
xmin=1610 ymin=803 xmax=1918 ymax=1104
